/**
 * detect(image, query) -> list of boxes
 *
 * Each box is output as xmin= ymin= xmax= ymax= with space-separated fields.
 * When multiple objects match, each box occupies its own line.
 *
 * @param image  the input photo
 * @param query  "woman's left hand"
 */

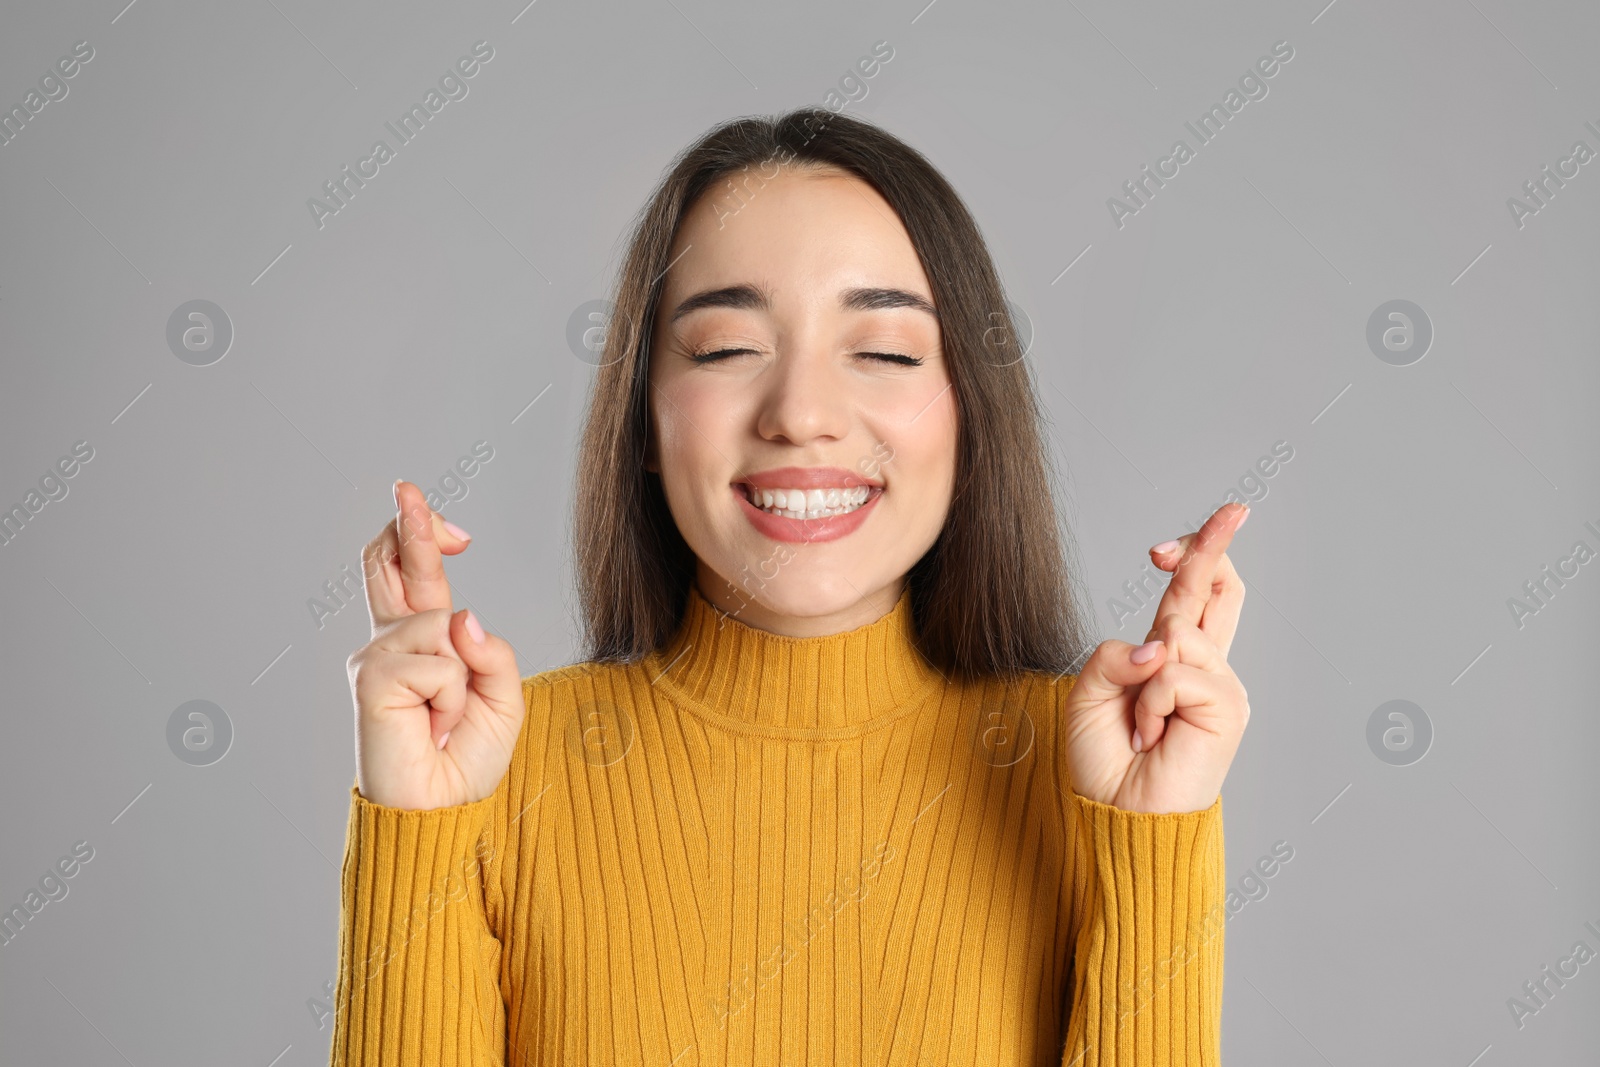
xmin=1060 ymin=501 xmax=1252 ymax=814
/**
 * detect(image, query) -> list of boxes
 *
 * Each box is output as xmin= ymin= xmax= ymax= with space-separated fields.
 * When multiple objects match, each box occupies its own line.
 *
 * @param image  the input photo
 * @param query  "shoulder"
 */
xmin=978 ymin=667 xmax=1078 ymax=715
xmin=516 ymin=658 xmax=648 ymax=762
xmin=520 ymin=658 xmax=641 ymax=716
xmin=522 ymin=660 xmax=614 ymax=697
xmin=957 ymin=670 xmax=1081 ymax=837
xmin=960 ymin=668 xmax=1078 ymax=769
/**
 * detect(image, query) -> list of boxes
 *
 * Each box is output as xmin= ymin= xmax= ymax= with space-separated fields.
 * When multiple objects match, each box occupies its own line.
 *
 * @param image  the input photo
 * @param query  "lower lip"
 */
xmin=733 ymin=484 xmax=883 ymax=544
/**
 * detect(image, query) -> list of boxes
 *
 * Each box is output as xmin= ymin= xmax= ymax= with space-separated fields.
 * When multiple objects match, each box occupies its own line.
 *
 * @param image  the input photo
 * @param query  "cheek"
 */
xmin=877 ymin=387 xmax=957 ymax=486
xmin=652 ymin=385 xmax=736 ymax=487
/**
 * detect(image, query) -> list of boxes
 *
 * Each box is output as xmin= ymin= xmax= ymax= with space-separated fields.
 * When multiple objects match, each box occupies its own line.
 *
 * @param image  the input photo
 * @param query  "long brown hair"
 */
xmin=572 ymin=106 xmax=1092 ymax=681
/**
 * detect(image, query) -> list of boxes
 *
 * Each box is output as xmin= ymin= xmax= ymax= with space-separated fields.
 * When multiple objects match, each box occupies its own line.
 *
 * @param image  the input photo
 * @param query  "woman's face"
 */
xmin=646 ymin=165 xmax=958 ymax=637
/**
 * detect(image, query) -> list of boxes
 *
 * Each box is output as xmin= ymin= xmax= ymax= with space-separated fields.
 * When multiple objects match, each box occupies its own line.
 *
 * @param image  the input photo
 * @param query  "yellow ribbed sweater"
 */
xmin=328 ymin=582 xmax=1225 ymax=1066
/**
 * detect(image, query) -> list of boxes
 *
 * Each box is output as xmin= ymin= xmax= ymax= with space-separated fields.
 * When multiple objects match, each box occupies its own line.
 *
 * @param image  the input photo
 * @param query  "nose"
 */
xmin=753 ymin=341 xmax=850 ymax=446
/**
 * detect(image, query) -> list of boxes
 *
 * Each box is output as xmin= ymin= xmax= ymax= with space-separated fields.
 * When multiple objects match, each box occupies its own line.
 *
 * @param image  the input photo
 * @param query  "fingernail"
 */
xmin=1130 ymin=639 xmax=1162 ymax=665
xmin=1152 ymin=540 xmax=1180 ymax=554
xmin=1237 ymin=506 xmax=1250 ymax=529
xmin=393 ymin=479 xmax=402 ymax=509
xmin=437 ymin=731 xmax=450 ymax=750
xmin=443 ymin=519 xmax=472 ymax=541
xmin=465 ymin=610 xmax=486 ymax=645
xmin=1132 ymin=728 xmax=1144 ymax=753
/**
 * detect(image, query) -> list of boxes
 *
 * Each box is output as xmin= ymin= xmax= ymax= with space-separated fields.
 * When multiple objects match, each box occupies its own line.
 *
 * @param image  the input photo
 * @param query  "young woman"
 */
xmin=331 ymin=108 xmax=1251 ymax=1066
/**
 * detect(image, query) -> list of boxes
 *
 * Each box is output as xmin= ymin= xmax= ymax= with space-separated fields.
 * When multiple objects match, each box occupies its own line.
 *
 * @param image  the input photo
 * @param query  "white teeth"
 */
xmin=745 ymin=484 xmax=873 ymax=519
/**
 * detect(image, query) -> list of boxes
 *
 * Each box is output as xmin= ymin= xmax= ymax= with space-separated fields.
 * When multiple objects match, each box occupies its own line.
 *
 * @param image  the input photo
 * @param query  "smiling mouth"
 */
xmin=737 ymin=483 xmax=883 ymax=520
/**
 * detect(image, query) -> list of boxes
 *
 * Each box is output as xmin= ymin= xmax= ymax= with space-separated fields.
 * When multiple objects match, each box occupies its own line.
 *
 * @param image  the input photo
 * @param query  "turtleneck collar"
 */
xmin=644 ymin=580 xmax=945 ymax=738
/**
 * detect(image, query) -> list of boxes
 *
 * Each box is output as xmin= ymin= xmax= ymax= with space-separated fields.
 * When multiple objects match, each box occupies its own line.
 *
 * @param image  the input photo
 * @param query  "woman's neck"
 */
xmin=648 ymin=571 xmax=942 ymax=733
xmin=693 ymin=561 xmax=907 ymax=638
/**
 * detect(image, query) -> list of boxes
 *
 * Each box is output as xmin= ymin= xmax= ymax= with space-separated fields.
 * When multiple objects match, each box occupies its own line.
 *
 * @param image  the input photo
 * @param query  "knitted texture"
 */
xmin=329 ymin=582 xmax=1225 ymax=1065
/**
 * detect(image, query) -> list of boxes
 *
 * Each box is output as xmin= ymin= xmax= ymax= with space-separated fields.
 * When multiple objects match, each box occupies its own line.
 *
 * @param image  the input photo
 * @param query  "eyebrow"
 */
xmin=668 ymin=284 xmax=938 ymax=323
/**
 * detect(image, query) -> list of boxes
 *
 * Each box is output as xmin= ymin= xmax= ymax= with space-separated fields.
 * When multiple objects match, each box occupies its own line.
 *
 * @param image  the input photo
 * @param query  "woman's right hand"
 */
xmin=346 ymin=480 xmax=526 ymax=810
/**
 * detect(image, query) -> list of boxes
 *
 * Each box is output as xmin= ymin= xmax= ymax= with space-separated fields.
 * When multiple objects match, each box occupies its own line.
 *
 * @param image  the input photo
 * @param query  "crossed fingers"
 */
xmin=1144 ymin=502 xmax=1249 ymax=660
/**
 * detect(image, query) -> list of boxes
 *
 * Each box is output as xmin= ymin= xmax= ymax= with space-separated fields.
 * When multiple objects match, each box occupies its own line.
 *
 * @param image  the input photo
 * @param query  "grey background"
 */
xmin=2 ymin=0 xmax=1596 ymax=1063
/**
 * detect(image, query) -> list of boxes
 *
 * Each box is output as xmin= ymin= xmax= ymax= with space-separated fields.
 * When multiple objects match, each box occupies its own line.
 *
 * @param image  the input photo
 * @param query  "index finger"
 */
xmin=1145 ymin=502 xmax=1248 ymax=635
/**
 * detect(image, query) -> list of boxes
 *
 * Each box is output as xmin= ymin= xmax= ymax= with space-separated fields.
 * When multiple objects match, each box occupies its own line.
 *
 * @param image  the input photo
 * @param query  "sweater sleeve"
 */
xmin=1057 ymin=785 xmax=1226 ymax=1066
xmin=326 ymin=779 xmax=510 ymax=1067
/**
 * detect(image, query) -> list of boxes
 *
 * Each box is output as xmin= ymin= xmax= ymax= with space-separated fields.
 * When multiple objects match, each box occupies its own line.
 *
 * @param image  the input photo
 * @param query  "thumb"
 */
xmin=1069 ymin=637 xmax=1167 ymax=706
xmin=441 ymin=608 xmax=523 ymax=730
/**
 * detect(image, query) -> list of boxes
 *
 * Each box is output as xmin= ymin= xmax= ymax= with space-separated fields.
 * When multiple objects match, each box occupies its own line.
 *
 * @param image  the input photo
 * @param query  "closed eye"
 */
xmin=689 ymin=348 xmax=924 ymax=367
xmin=687 ymin=348 xmax=756 ymax=364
